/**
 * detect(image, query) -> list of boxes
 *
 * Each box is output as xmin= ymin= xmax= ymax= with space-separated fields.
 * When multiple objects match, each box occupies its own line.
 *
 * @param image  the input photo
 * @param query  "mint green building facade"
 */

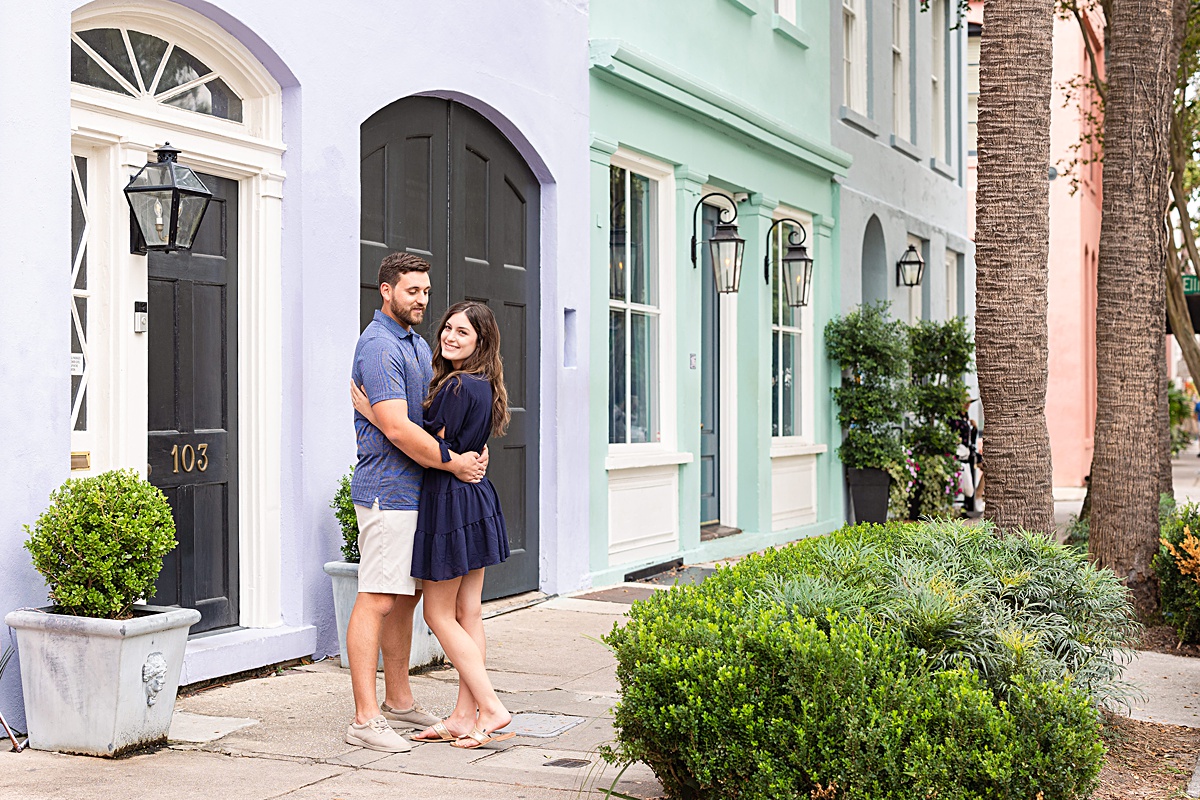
xmin=588 ymin=0 xmax=852 ymax=585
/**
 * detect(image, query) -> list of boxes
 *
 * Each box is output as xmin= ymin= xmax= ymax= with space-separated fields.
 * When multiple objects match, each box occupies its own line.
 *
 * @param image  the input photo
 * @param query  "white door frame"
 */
xmin=69 ymin=2 xmax=285 ymax=628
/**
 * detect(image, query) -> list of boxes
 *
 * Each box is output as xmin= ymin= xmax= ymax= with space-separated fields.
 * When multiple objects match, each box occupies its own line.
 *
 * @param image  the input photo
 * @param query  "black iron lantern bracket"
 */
xmin=763 ymin=218 xmax=809 ymax=284
xmin=690 ymin=192 xmax=739 ymax=268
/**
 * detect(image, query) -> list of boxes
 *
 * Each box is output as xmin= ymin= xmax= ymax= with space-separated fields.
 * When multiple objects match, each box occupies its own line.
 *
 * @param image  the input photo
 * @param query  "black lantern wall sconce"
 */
xmin=691 ymin=193 xmax=746 ymax=293
xmin=124 ymin=143 xmax=213 ymax=255
xmin=896 ymin=243 xmax=926 ymax=287
xmin=764 ymin=219 xmax=815 ymax=308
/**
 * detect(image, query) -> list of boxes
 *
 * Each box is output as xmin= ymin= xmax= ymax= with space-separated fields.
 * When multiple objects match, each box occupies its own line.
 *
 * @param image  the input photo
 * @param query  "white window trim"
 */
xmin=892 ymin=0 xmax=910 ymax=140
xmin=770 ymin=206 xmax=817 ymax=445
xmin=843 ymin=0 xmax=868 ymax=114
xmin=775 ymin=0 xmax=798 ymax=24
xmin=607 ymin=148 xmax=679 ymax=459
xmin=71 ymin=2 xmax=285 ymax=630
xmin=945 ymin=249 xmax=959 ymax=320
xmin=931 ymin=0 xmax=946 ymax=159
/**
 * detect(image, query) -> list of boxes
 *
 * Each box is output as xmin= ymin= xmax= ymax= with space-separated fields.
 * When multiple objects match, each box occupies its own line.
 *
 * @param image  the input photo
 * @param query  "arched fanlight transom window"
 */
xmin=71 ymin=27 xmax=243 ymax=122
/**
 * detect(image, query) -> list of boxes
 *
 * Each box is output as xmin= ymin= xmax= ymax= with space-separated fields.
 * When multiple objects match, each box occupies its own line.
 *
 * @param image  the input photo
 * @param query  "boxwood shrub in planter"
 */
xmin=4 ymin=469 xmax=200 ymax=756
xmin=323 ymin=467 xmax=442 ymax=670
xmin=603 ymin=519 xmax=1135 ymax=799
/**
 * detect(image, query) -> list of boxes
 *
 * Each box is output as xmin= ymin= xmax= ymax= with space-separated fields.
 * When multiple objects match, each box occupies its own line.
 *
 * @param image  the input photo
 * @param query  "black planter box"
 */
xmin=847 ymin=467 xmax=891 ymax=525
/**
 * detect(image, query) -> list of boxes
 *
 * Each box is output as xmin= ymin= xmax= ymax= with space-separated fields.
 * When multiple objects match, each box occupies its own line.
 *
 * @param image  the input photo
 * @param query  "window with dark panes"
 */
xmin=609 ymin=165 xmax=660 ymax=445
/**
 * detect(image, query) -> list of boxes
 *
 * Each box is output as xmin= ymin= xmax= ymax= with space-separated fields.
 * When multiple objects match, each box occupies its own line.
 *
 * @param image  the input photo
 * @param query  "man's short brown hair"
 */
xmin=378 ymin=252 xmax=431 ymax=287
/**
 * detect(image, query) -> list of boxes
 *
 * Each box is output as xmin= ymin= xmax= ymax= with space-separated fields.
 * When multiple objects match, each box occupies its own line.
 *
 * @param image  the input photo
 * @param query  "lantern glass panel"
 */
xmin=129 ymin=162 xmax=172 ymax=189
xmin=175 ymin=194 xmax=211 ymax=249
xmin=784 ymin=252 xmax=814 ymax=307
xmin=710 ymin=232 xmax=744 ymax=293
xmin=174 ymin=168 xmax=209 ymax=192
xmin=128 ymin=189 xmax=174 ymax=248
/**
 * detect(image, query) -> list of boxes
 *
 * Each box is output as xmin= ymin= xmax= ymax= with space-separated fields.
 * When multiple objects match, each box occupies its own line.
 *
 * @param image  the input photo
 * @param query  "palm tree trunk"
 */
xmin=974 ymin=0 xmax=1056 ymax=534
xmin=1090 ymin=0 xmax=1188 ymax=616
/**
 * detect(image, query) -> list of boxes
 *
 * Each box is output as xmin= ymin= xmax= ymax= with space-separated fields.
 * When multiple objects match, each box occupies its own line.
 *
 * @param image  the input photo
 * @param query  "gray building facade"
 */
xmin=830 ymin=0 xmax=974 ymax=323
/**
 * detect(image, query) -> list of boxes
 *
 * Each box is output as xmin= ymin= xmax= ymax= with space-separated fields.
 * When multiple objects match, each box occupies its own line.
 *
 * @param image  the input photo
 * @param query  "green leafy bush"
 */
xmin=905 ymin=317 xmax=974 ymax=517
xmin=604 ymin=520 xmax=1132 ymax=799
xmin=332 ymin=467 xmax=360 ymax=563
xmin=1169 ymin=383 xmax=1196 ymax=456
xmin=23 ymin=469 xmax=177 ymax=619
xmin=1155 ymin=499 xmax=1200 ymax=642
xmin=824 ymin=302 xmax=909 ymax=469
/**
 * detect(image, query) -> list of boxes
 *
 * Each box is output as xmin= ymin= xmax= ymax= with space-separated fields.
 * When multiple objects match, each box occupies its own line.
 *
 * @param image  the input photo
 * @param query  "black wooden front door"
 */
xmin=148 ymin=173 xmax=239 ymax=633
xmin=700 ymin=205 xmax=721 ymax=526
xmin=361 ymin=98 xmax=540 ymax=600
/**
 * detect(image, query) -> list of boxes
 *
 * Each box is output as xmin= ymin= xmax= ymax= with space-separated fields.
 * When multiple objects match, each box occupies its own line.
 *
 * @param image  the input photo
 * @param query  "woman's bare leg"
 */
xmin=448 ymin=568 xmax=487 ymax=722
xmin=421 ymin=574 xmax=510 ymax=736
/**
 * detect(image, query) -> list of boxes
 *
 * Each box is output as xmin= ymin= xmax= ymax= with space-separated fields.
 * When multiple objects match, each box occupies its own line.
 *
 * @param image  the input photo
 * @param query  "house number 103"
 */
xmin=171 ymin=443 xmax=209 ymax=473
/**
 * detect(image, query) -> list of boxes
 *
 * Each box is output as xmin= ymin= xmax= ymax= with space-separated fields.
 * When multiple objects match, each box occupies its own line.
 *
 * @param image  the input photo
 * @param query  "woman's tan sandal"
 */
xmin=451 ymin=727 xmax=516 ymax=749
xmin=411 ymin=721 xmax=460 ymax=743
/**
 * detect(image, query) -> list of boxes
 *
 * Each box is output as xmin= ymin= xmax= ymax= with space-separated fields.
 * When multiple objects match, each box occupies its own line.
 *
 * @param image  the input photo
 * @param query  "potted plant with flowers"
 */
xmin=4 ymin=469 xmax=200 ymax=756
xmin=825 ymin=302 xmax=910 ymax=524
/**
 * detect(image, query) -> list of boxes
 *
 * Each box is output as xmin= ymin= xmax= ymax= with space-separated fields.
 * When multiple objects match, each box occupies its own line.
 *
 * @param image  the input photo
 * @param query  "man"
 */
xmin=345 ymin=252 xmax=487 ymax=753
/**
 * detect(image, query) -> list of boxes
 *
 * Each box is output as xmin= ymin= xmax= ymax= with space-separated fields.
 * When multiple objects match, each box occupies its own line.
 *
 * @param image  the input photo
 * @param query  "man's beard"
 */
xmin=390 ymin=296 xmax=425 ymax=328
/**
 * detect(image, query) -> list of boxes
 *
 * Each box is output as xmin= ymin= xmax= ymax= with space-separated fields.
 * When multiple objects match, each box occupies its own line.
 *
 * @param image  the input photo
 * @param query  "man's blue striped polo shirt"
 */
xmin=350 ymin=309 xmax=434 ymax=510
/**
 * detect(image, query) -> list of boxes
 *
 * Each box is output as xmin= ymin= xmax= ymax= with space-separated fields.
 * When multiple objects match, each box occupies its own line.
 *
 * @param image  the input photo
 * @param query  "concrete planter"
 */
xmin=323 ymin=561 xmax=444 ymax=670
xmin=4 ymin=604 xmax=200 ymax=757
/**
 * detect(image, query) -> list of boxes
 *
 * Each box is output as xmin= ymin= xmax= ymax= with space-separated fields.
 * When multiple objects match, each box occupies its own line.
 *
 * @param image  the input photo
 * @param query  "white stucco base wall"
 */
xmin=180 ymin=625 xmax=317 ymax=686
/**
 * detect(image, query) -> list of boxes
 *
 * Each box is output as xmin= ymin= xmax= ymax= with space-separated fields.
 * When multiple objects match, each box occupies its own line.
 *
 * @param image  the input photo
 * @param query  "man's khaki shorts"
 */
xmin=354 ymin=501 xmax=421 ymax=596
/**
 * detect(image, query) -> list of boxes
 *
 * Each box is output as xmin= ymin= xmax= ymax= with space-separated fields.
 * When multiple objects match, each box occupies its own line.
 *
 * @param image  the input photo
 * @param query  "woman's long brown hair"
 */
xmin=424 ymin=301 xmax=510 ymax=437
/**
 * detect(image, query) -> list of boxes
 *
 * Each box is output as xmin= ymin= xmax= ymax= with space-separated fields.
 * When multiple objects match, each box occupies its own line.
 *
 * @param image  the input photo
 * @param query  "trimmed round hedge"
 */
xmin=603 ymin=520 xmax=1133 ymax=799
xmin=24 ymin=469 xmax=177 ymax=619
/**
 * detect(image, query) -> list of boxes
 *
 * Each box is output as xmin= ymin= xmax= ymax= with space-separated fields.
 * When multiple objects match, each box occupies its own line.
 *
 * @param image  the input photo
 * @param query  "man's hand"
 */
xmin=450 ymin=451 xmax=486 ymax=483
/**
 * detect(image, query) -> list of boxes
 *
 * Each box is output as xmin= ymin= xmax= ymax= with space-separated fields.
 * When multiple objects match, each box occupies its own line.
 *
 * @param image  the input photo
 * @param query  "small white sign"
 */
xmin=70 ymin=353 xmax=84 ymax=376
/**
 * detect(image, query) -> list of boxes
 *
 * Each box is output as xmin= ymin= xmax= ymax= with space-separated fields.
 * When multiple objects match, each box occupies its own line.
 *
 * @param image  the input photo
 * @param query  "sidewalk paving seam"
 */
xmin=259 ymin=770 xmax=349 ymax=800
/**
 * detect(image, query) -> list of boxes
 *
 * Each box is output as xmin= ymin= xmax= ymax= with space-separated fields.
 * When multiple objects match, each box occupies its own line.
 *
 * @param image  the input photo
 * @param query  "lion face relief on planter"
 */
xmin=4 ymin=469 xmax=200 ymax=757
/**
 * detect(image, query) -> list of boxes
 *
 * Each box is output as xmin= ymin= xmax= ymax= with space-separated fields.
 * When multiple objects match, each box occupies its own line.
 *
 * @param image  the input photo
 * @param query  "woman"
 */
xmin=352 ymin=300 xmax=514 ymax=749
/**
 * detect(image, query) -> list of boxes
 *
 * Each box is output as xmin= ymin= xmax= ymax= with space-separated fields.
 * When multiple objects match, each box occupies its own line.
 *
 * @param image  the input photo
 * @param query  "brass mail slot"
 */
xmin=70 ymin=451 xmax=91 ymax=471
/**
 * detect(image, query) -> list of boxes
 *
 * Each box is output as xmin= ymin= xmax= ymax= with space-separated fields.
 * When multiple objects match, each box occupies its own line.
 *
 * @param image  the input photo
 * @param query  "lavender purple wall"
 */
xmin=0 ymin=0 xmax=591 ymax=729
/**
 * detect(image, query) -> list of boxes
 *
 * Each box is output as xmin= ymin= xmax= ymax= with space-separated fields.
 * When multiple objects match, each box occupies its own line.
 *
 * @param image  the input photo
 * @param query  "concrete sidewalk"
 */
xmin=0 ymin=594 xmax=663 ymax=800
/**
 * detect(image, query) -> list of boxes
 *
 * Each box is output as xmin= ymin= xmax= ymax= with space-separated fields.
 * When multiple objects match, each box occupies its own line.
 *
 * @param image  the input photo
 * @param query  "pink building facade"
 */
xmin=968 ymin=3 xmax=1103 ymax=488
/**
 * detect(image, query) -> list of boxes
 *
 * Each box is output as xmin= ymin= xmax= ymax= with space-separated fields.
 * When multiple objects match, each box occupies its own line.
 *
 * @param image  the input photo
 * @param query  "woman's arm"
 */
xmin=350 ymin=381 xmax=485 ymax=481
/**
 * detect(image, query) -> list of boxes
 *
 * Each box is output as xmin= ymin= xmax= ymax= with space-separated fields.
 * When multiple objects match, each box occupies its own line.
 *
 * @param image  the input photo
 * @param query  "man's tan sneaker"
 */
xmin=381 ymin=701 xmax=440 ymax=729
xmin=345 ymin=715 xmax=413 ymax=753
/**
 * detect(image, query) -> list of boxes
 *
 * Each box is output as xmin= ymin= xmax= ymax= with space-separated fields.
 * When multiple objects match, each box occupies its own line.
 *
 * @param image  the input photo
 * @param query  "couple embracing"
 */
xmin=344 ymin=252 xmax=515 ymax=753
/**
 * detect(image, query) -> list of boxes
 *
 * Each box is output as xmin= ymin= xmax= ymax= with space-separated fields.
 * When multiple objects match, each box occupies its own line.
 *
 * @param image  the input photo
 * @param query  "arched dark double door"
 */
xmin=360 ymin=97 xmax=540 ymax=600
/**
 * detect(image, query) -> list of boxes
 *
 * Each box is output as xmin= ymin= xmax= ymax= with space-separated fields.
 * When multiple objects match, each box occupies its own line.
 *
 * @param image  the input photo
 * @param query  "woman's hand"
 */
xmin=351 ymin=381 xmax=379 ymax=427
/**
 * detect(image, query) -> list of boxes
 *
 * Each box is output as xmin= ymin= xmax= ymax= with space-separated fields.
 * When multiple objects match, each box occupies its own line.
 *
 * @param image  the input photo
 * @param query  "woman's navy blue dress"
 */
xmin=411 ymin=373 xmax=509 ymax=581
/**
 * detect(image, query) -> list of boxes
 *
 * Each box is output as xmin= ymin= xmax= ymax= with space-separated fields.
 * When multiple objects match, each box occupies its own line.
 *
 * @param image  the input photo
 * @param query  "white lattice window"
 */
xmin=893 ymin=0 xmax=910 ymax=139
xmin=71 ymin=27 xmax=243 ymax=122
xmin=70 ymin=156 xmax=90 ymax=433
xmin=843 ymin=0 xmax=868 ymax=113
